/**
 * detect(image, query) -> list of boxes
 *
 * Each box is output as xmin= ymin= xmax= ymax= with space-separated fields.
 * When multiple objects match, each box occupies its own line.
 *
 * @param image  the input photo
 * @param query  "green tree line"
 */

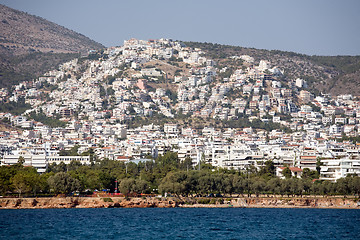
xmin=0 ymin=152 xmax=359 ymax=197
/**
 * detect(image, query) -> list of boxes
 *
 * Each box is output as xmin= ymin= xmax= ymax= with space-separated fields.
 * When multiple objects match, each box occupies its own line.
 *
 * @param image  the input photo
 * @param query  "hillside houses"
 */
xmin=0 ymin=38 xmax=360 ymax=181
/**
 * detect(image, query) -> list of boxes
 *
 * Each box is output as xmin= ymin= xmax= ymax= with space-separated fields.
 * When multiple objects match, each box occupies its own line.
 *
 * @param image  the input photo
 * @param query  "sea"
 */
xmin=0 ymin=208 xmax=359 ymax=240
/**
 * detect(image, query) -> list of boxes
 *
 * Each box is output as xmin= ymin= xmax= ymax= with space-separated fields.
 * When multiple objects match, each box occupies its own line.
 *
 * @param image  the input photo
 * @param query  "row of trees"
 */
xmin=158 ymin=171 xmax=360 ymax=197
xmin=0 ymin=152 xmax=359 ymax=197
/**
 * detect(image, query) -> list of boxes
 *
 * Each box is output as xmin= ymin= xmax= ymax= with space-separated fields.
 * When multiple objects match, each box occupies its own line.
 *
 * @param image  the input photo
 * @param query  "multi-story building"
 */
xmin=299 ymin=90 xmax=313 ymax=103
xmin=320 ymin=158 xmax=360 ymax=181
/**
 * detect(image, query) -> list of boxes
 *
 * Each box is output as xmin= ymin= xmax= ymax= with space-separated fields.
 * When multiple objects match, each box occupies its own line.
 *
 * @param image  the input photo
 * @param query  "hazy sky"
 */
xmin=1 ymin=0 xmax=360 ymax=56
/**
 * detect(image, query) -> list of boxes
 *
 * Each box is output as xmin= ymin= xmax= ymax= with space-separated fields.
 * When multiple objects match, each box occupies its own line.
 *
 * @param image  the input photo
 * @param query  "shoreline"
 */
xmin=1 ymin=196 xmax=359 ymax=210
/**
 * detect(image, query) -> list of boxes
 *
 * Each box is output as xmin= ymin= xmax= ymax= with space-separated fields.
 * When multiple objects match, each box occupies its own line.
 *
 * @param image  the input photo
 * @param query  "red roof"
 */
xmin=279 ymin=167 xmax=303 ymax=172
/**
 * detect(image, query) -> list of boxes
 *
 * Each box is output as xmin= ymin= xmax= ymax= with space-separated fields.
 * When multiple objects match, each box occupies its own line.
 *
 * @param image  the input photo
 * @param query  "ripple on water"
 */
xmin=0 ymin=208 xmax=359 ymax=240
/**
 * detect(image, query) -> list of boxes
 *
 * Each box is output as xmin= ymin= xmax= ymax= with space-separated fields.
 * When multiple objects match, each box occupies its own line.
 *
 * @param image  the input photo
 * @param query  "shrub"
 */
xmin=209 ymin=199 xmax=217 ymax=204
xmin=198 ymin=198 xmax=210 ymax=204
xmin=102 ymin=197 xmax=113 ymax=202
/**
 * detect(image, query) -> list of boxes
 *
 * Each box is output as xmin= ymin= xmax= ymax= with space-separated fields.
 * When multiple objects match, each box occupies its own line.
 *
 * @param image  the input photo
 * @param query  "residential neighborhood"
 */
xmin=1 ymin=38 xmax=360 ymax=182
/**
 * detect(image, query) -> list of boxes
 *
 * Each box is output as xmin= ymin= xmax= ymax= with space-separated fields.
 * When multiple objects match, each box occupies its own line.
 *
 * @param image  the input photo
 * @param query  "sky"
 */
xmin=1 ymin=0 xmax=360 ymax=56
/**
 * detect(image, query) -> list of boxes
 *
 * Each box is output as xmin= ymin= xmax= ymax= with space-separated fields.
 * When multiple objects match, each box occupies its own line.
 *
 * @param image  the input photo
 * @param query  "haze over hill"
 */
xmin=0 ymin=4 xmax=104 ymax=88
xmin=0 ymin=4 xmax=103 ymax=55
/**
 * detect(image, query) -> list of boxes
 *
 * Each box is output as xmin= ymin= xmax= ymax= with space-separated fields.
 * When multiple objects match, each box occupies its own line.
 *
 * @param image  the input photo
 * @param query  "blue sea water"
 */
xmin=0 ymin=208 xmax=359 ymax=240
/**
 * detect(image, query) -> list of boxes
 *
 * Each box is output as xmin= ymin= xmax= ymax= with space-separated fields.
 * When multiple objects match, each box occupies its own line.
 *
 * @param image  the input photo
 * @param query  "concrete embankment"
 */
xmin=0 ymin=196 xmax=359 ymax=209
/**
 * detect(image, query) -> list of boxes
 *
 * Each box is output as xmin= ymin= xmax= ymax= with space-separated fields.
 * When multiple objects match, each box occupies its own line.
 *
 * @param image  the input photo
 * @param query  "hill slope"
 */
xmin=0 ymin=4 xmax=104 ymax=87
xmin=183 ymin=41 xmax=360 ymax=96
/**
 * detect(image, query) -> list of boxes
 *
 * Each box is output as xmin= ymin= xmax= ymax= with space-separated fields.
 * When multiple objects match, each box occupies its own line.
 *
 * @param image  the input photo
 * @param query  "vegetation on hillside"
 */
xmin=0 ymin=52 xmax=80 ymax=88
xmin=309 ymin=56 xmax=360 ymax=74
xmin=27 ymin=111 xmax=67 ymax=128
xmin=0 ymin=97 xmax=31 ymax=115
xmin=0 ymin=4 xmax=104 ymax=88
xmin=183 ymin=41 xmax=360 ymax=96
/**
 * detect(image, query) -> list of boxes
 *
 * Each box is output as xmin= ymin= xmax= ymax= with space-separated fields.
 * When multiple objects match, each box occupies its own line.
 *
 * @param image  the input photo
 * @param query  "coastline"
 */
xmin=1 ymin=196 xmax=359 ymax=209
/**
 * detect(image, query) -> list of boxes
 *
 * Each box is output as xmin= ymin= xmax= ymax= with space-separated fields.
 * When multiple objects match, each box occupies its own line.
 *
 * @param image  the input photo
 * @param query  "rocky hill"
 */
xmin=0 ymin=4 xmax=104 ymax=88
xmin=184 ymin=42 xmax=360 ymax=96
xmin=1 ymin=3 xmax=359 ymax=96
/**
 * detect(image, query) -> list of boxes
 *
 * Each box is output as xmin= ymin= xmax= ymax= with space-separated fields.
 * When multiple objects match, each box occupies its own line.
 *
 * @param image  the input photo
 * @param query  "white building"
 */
xmin=211 ymin=145 xmax=256 ymax=170
xmin=320 ymin=158 xmax=360 ymax=181
xmin=295 ymin=78 xmax=307 ymax=88
xmin=2 ymin=155 xmax=91 ymax=173
xmin=164 ymin=124 xmax=179 ymax=135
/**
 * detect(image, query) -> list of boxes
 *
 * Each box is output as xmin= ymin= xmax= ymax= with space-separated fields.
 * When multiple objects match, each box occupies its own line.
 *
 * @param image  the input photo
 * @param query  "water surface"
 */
xmin=0 ymin=208 xmax=359 ymax=239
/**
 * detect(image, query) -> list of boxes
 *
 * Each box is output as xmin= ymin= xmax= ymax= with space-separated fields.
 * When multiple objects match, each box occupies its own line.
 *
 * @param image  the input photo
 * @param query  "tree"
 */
xmin=289 ymin=178 xmax=303 ymax=196
xmin=99 ymin=172 xmax=115 ymax=190
xmin=28 ymin=170 xmax=42 ymax=196
xmin=47 ymin=162 xmax=67 ymax=173
xmin=83 ymin=170 xmax=101 ymax=190
xmin=119 ymin=178 xmax=136 ymax=195
xmin=312 ymin=181 xmax=325 ymax=196
xmin=17 ymin=156 xmax=25 ymax=166
xmin=222 ymin=174 xmax=234 ymax=197
xmin=232 ymin=174 xmax=245 ymax=197
xmin=302 ymin=179 xmax=312 ymax=195
xmin=336 ymin=178 xmax=351 ymax=197
xmin=321 ymin=180 xmax=333 ymax=197
xmin=47 ymin=172 xmax=81 ymax=194
xmin=107 ymin=87 xmax=115 ymax=96
xmin=280 ymin=179 xmax=291 ymax=197
xmin=59 ymin=145 xmax=80 ymax=156
xmin=282 ymin=167 xmax=292 ymax=179
xmin=250 ymin=177 xmax=266 ymax=197
xmin=350 ymin=177 xmax=360 ymax=196
xmin=11 ymin=172 xmax=32 ymax=197
xmin=316 ymin=158 xmax=322 ymax=175
xmin=27 ymin=111 xmax=66 ymax=128
xmin=81 ymin=148 xmax=97 ymax=162
xmin=259 ymin=160 xmax=275 ymax=178
xmin=197 ymin=173 xmax=213 ymax=195
xmin=38 ymin=172 xmax=52 ymax=193
xmin=67 ymin=161 xmax=82 ymax=171
xmin=158 ymin=171 xmax=187 ymax=197
xmin=266 ymin=178 xmax=281 ymax=196
xmin=133 ymin=179 xmax=149 ymax=194
xmin=10 ymin=167 xmax=40 ymax=197
xmin=119 ymin=177 xmax=150 ymax=195
xmin=0 ymin=166 xmax=17 ymax=194
xmin=302 ymin=168 xmax=319 ymax=179
xmin=180 ymin=157 xmax=193 ymax=171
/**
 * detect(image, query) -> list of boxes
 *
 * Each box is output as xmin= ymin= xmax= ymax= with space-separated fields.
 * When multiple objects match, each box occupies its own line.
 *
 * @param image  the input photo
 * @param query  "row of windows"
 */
xmin=48 ymin=158 xmax=89 ymax=162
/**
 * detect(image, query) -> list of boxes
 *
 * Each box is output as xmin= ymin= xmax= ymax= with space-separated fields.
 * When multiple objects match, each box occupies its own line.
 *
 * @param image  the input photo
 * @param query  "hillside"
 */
xmin=0 ymin=4 xmax=104 ymax=88
xmin=0 ymin=2 xmax=359 ymax=96
xmin=183 ymin=41 xmax=360 ymax=96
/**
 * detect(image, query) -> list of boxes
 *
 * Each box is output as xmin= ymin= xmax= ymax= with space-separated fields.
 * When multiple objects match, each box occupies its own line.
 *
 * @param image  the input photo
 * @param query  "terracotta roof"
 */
xmin=279 ymin=167 xmax=303 ymax=172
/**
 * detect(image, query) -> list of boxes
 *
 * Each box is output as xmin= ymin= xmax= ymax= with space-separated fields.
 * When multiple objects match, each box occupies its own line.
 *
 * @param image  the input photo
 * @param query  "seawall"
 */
xmin=0 ymin=197 xmax=178 ymax=209
xmin=180 ymin=197 xmax=360 ymax=209
xmin=0 ymin=196 xmax=359 ymax=209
